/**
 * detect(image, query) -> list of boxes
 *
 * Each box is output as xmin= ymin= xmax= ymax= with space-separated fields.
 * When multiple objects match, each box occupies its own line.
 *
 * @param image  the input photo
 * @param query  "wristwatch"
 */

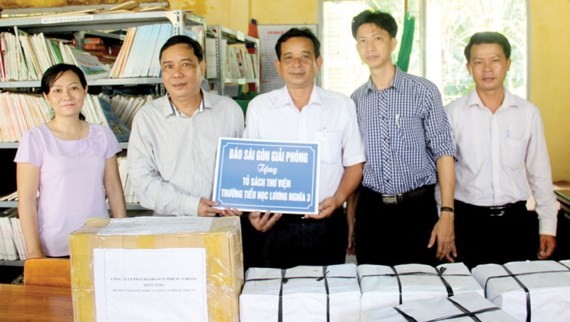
xmin=440 ymin=206 xmax=454 ymax=213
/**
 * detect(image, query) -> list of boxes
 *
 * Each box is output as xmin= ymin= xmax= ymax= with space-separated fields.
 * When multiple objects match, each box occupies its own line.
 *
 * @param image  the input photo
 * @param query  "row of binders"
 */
xmin=0 ymin=92 xmax=152 ymax=143
xmin=0 ymin=208 xmax=27 ymax=261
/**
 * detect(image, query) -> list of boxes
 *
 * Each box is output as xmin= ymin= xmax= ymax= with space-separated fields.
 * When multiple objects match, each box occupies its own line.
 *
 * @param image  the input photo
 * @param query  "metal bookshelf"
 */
xmin=206 ymin=25 xmax=260 ymax=96
xmin=0 ymin=260 xmax=24 ymax=267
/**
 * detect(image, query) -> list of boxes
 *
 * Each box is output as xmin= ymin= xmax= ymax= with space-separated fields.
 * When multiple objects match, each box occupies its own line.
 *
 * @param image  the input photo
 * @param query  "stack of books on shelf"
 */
xmin=117 ymin=156 xmax=138 ymax=205
xmin=110 ymin=23 xmax=173 ymax=78
xmin=0 ymin=29 xmax=111 ymax=81
xmin=0 ymin=24 xmax=179 ymax=82
xmin=0 ymin=207 xmax=27 ymax=261
xmin=83 ymin=37 xmax=107 ymax=53
xmin=225 ymin=43 xmax=258 ymax=81
xmin=82 ymin=37 xmax=121 ymax=65
xmin=0 ymin=92 xmax=133 ymax=142
xmin=205 ymin=37 xmax=218 ymax=79
xmin=0 ymin=92 xmax=52 ymax=142
xmin=88 ymin=95 xmax=131 ymax=142
xmin=1 ymin=1 xmax=167 ymax=19
xmin=0 ymin=38 xmax=4 ymax=81
xmin=100 ymin=93 xmax=153 ymax=129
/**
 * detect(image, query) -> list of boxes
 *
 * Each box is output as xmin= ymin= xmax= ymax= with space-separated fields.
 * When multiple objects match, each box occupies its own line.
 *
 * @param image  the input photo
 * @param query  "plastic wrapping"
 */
xmin=472 ymin=260 xmax=570 ymax=322
xmin=69 ymin=216 xmax=243 ymax=322
xmin=358 ymin=262 xmax=484 ymax=314
xmin=361 ymin=292 xmax=517 ymax=322
xmin=240 ymin=263 xmax=361 ymax=322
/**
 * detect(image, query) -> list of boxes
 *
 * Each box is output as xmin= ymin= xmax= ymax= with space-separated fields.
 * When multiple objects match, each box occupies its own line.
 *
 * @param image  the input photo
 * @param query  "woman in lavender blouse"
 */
xmin=15 ymin=64 xmax=126 ymax=258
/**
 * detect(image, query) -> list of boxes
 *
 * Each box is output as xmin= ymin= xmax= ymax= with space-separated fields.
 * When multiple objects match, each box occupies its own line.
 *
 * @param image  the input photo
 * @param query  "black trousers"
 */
xmin=354 ymin=185 xmax=439 ymax=266
xmin=454 ymin=200 xmax=539 ymax=269
xmin=241 ymin=207 xmax=347 ymax=269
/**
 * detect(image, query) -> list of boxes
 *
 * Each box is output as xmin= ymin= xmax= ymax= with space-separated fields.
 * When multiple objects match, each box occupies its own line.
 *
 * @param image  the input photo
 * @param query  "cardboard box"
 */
xmin=472 ymin=260 xmax=570 ymax=322
xmin=361 ymin=292 xmax=517 ymax=322
xmin=69 ymin=216 xmax=243 ymax=322
xmin=358 ymin=263 xmax=483 ymax=313
xmin=240 ymin=264 xmax=361 ymax=322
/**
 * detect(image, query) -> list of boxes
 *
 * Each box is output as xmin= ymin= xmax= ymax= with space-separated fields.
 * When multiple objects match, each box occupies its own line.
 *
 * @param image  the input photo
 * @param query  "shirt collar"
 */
xmin=163 ymin=90 xmax=208 ymax=117
xmin=467 ymin=89 xmax=518 ymax=111
xmin=365 ymin=65 xmax=403 ymax=93
xmin=275 ymin=85 xmax=321 ymax=109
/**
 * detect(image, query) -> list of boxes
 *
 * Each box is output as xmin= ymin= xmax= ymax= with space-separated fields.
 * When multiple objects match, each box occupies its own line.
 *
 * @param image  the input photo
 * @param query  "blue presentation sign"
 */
xmin=213 ymin=138 xmax=320 ymax=214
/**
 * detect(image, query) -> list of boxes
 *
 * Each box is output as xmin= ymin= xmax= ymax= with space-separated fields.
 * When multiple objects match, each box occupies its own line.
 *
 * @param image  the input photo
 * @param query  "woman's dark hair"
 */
xmin=41 ymin=63 xmax=87 ymax=94
xmin=41 ymin=64 xmax=87 ymax=121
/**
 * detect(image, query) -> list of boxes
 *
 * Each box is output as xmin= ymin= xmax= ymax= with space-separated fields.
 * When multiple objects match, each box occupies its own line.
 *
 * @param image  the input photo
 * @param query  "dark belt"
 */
xmin=376 ymin=184 xmax=435 ymax=205
xmin=457 ymin=200 xmax=526 ymax=217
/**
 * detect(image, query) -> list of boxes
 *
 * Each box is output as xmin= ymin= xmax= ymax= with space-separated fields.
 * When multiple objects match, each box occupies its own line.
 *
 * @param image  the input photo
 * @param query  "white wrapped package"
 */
xmin=471 ymin=260 xmax=570 ymax=322
xmin=240 ymin=264 xmax=360 ymax=322
xmin=361 ymin=292 xmax=517 ymax=322
xmin=358 ymin=263 xmax=483 ymax=312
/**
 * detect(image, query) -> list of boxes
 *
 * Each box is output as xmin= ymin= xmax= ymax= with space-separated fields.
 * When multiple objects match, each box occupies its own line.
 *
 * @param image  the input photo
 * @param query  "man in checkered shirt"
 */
xmin=350 ymin=10 xmax=457 ymax=266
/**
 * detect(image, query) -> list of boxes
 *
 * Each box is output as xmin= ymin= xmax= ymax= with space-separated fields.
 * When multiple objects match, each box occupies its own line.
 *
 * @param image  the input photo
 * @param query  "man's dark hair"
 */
xmin=159 ymin=35 xmax=204 ymax=62
xmin=464 ymin=31 xmax=511 ymax=61
xmin=351 ymin=10 xmax=398 ymax=39
xmin=275 ymin=28 xmax=321 ymax=60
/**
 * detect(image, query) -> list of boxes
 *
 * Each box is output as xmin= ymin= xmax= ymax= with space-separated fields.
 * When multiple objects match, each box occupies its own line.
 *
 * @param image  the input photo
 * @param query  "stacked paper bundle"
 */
xmin=358 ymin=262 xmax=484 ymax=313
xmin=240 ymin=264 xmax=361 ymax=322
xmin=361 ymin=292 xmax=517 ymax=322
xmin=471 ymin=260 xmax=570 ymax=322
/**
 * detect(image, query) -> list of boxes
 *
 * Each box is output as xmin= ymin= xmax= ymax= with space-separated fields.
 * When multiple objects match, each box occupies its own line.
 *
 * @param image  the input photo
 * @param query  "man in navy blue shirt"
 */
xmin=350 ymin=10 xmax=456 ymax=266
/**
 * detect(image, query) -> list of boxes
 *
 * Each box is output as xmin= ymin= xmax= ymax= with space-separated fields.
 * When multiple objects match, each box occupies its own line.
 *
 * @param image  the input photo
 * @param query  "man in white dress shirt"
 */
xmin=445 ymin=31 xmax=558 ymax=268
xmin=128 ymin=35 xmax=244 ymax=216
xmin=243 ymin=28 xmax=365 ymax=268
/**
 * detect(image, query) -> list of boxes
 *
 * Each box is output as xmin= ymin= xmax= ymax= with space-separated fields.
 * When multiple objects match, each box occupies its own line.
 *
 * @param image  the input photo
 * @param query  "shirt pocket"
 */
xmin=396 ymin=116 xmax=425 ymax=146
xmin=317 ymin=130 xmax=341 ymax=164
xmin=502 ymin=136 xmax=526 ymax=170
xmin=394 ymin=116 xmax=427 ymax=170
